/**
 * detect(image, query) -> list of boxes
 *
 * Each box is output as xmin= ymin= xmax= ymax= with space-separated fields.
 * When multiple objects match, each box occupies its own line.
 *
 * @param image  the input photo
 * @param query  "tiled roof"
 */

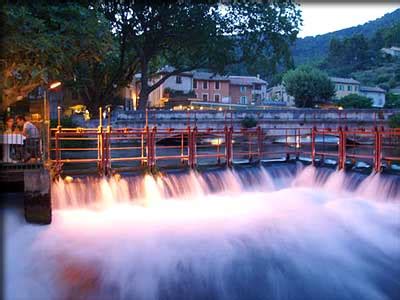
xmin=360 ymin=86 xmax=385 ymax=93
xmin=192 ymin=71 xmax=229 ymax=81
xmin=329 ymin=77 xmax=360 ymax=85
xmin=157 ymin=65 xmax=193 ymax=76
xmin=228 ymin=76 xmax=267 ymax=86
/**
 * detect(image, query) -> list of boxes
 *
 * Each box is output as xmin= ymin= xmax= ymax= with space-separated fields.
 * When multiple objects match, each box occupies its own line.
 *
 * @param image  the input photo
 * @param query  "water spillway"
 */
xmin=4 ymin=165 xmax=400 ymax=300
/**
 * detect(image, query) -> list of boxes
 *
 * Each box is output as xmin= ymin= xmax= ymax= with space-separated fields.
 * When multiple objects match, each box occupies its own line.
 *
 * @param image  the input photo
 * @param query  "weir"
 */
xmin=50 ymin=125 xmax=400 ymax=176
xmin=4 ymin=164 xmax=400 ymax=300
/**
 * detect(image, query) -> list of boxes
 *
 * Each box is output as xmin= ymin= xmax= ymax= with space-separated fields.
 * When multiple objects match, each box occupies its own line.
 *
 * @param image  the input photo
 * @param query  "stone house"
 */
xmin=192 ymin=72 xmax=231 ymax=103
xmin=359 ymin=86 xmax=386 ymax=108
xmin=228 ymin=76 xmax=267 ymax=105
xmin=330 ymin=77 xmax=361 ymax=99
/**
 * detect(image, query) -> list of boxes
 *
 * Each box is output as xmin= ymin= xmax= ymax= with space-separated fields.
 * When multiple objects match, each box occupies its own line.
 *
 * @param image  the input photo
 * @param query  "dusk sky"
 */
xmin=299 ymin=3 xmax=399 ymax=38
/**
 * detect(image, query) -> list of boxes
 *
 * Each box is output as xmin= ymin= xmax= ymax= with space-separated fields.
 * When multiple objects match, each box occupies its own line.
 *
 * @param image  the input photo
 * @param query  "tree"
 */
xmin=388 ymin=113 xmax=400 ymax=128
xmin=337 ymin=94 xmax=373 ymax=109
xmin=282 ymin=66 xmax=335 ymax=108
xmin=1 ymin=2 xmax=117 ymax=111
xmin=385 ymin=93 xmax=400 ymax=109
xmin=97 ymin=1 xmax=301 ymax=110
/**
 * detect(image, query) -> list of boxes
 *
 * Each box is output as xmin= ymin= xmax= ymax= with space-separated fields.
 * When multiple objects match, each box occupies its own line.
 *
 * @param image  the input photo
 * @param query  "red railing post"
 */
xmin=374 ymin=127 xmax=382 ymax=172
xmin=104 ymin=125 xmax=111 ymax=176
xmin=225 ymin=126 xmax=233 ymax=167
xmin=257 ymin=126 xmax=263 ymax=161
xmin=150 ymin=126 xmax=157 ymax=171
xmin=338 ymin=127 xmax=346 ymax=170
xmin=188 ymin=126 xmax=197 ymax=169
xmin=311 ymin=126 xmax=316 ymax=165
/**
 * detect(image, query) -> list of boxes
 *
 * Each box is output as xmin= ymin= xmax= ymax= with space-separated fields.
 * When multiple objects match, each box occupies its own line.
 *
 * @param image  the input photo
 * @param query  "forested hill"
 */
xmin=293 ymin=8 xmax=400 ymax=65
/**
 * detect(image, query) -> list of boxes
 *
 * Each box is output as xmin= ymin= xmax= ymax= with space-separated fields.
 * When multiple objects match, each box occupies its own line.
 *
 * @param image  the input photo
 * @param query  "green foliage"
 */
xmin=50 ymin=117 xmax=77 ymax=128
xmin=385 ymin=93 xmax=400 ymax=108
xmin=322 ymin=35 xmax=372 ymax=76
xmin=388 ymin=113 xmax=400 ymax=128
xmin=2 ymin=3 xmax=115 ymax=110
xmin=241 ymin=116 xmax=258 ymax=128
xmin=337 ymin=94 xmax=373 ymax=109
xmin=283 ymin=66 xmax=335 ymax=108
xmin=292 ymin=8 xmax=400 ymax=65
xmin=99 ymin=1 xmax=301 ymax=109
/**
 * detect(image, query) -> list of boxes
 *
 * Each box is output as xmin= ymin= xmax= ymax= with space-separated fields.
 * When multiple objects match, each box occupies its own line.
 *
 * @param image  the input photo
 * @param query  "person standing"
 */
xmin=15 ymin=115 xmax=40 ymax=162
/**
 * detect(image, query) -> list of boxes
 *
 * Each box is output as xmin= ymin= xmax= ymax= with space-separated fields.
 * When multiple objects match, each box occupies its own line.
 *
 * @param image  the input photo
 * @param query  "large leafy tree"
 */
xmin=1 ymin=2 xmax=117 ymax=111
xmin=337 ymin=94 xmax=373 ymax=109
xmin=283 ymin=65 xmax=335 ymax=108
xmin=97 ymin=1 xmax=301 ymax=110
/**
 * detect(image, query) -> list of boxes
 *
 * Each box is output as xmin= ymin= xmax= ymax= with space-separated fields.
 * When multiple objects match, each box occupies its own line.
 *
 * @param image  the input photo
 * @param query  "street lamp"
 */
xmin=44 ymin=81 xmax=62 ymax=122
xmin=43 ymin=81 xmax=62 ymax=162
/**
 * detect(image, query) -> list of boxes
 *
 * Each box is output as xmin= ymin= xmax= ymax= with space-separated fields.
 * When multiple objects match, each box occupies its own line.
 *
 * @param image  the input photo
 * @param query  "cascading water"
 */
xmin=3 ymin=164 xmax=400 ymax=300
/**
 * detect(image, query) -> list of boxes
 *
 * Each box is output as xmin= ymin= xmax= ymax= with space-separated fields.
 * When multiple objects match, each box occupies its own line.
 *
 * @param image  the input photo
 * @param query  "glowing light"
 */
xmin=338 ymin=106 xmax=343 ymax=110
xmin=200 ymin=106 xmax=204 ymax=110
xmin=49 ymin=81 xmax=62 ymax=90
xmin=64 ymin=176 xmax=74 ymax=184
xmin=210 ymin=138 xmax=223 ymax=146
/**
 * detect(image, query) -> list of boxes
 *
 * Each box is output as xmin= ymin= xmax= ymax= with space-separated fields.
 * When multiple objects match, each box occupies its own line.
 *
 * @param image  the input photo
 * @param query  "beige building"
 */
xmin=266 ymin=84 xmax=295 ymax=106
xmin=330 ymin=77 xmax=360 ymax=99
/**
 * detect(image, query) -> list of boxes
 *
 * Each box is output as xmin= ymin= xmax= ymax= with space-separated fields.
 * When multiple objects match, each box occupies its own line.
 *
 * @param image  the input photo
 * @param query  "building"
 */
xmin=192 ymin=72 xmax=230 ymax=104
xmin=123 ymin=67 xmax=272 ymax=109
xmin=330 ymin=77 xmax=360 ymax=99
xmin=266 ymin=84 xmax=294 ymax=106
xmin=228 ymin=76 xmax=267 ymax=105
xmin=381 ymin=46 xmax=400 ymax=57
xmin=359 ymin=86 xmax=386 ymax=108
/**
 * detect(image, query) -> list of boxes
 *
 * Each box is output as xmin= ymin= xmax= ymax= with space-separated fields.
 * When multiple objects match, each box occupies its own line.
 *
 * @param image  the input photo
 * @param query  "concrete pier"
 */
xmin=23 ymin=169 xmax=52 ymax=224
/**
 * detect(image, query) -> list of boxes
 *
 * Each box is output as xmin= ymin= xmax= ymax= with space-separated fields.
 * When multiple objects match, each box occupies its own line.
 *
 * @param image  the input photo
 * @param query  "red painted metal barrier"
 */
xmin=48 ymin=125 xmax=400 ymax=176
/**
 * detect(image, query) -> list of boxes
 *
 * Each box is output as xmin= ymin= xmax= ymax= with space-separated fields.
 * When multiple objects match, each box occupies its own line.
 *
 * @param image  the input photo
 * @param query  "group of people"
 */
xmin=3 ymin=115 xmax=40 ymax=162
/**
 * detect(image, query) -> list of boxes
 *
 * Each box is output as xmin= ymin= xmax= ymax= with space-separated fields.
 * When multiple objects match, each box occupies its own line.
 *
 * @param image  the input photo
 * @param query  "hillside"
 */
xmin=293 ymin=8 xmax=400 ymax=65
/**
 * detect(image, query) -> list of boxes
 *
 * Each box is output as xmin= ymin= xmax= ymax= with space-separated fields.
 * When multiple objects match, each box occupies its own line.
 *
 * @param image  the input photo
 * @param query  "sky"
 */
xmin=298 ymin=3 xmax=399 ymax=38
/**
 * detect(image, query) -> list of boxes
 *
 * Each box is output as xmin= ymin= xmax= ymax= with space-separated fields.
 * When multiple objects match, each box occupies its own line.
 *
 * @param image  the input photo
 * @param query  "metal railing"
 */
xmin=48 ymin=124 xmax=400 ymax=176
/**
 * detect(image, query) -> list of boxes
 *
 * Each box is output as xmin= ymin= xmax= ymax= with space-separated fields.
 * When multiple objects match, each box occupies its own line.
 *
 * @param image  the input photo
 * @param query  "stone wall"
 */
xmin=113 ymin=109 xmax=400 ymax=130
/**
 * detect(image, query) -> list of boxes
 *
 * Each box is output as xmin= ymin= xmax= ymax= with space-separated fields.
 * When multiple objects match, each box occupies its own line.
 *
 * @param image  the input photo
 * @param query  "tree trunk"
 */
xmin=138 ymin=58 xmax=149 ymax=111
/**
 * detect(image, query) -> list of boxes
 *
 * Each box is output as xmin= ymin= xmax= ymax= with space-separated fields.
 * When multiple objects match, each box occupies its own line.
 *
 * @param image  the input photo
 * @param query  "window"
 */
xmin=202 ymin=93 xmax=208 ymax=101
xmin=203 ymin=81 xmax=208 ymax=89
xmin=214 ymin=94 xmax=220 ymax=102
xmin=347 ymin=85 xmax=352 ymax=91
xmin=215 ymin=81 xmax=220 ymax=90
xmin=254 ymin=84 xmax=261 ymax=90
xmin=193 ymin=80 xmax=197 ymax=89
xmin=240 ymin=86 xmax=247 ymax=93
xmin=354 ymin=86 xmax=359 ymax=92
xmin=240 ymin=96 xmax=247 ymax=104
xmin=176 ymin=76 xmax=182 ymax=84
xmin=339 ymin=85 xmax=344 ymax=91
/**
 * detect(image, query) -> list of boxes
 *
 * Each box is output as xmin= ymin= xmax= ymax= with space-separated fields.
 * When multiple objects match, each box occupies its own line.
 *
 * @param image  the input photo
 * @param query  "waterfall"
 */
xmin=4 ymin=164 xmax=400 ymax=300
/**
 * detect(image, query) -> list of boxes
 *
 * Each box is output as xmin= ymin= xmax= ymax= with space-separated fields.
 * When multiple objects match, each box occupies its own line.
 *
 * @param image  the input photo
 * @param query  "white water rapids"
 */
xmin=3 ymin=165 xmax=400 ymax=300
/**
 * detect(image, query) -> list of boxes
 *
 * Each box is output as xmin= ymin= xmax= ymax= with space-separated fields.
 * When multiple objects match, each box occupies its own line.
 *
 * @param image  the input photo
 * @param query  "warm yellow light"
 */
xmin=210 ymin=138 xmax=223 ymax=146
xmin=200 ymin=106 xmax=204 ymax=110
xmin=218 ymin=107 xmax=223 ymax=111
xmin=64 ymin=176 xmax=74 ymax=184
xmin=190 ymin=106 xmax=194 ymax=110
xmin=49 ymin=81 xmax=62 ymax=90
xmin=338 ymin=106 xmax=343 ymax=110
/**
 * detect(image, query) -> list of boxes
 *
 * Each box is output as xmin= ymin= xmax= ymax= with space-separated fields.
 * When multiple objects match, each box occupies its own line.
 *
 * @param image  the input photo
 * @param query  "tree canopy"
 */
xmin=1 ymin=2 xmax=116 ymax=110
xmin=384 ymin=93 xmax=400 ymax=109
xmin=92 ymin=0 xmax=302 ymax=109
xmin=337 ymin=94 xmax=373 ymax=109
xmin=282 ymin=66 xmax=335 ymax=108
xmin=1 ymin=1 xmax=301 ymax=111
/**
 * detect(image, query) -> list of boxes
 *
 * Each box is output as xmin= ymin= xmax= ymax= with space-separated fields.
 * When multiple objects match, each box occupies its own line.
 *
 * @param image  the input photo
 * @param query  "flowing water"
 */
xmin=3 ymin=164 xmax=400 ymax=300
